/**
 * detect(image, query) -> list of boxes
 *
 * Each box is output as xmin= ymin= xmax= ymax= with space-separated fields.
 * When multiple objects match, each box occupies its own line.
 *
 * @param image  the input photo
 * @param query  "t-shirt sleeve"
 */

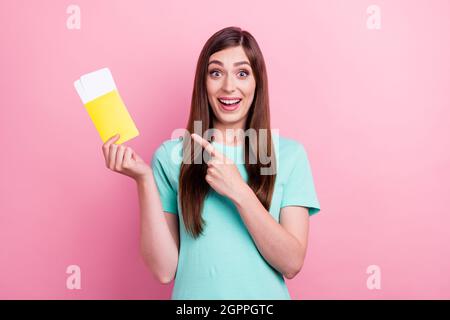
xmin=151 ymin=143 xmax=178 ymax=215
xmin=281 ymin=142 xmax=321 ymax=216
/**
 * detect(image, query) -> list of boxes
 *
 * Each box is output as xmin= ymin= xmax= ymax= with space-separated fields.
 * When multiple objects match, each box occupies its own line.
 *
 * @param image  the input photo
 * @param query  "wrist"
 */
xmin=230 ymin=182 xmax=252 ymax=207
xmin=135 ymin=170 xmax=153 ymax=186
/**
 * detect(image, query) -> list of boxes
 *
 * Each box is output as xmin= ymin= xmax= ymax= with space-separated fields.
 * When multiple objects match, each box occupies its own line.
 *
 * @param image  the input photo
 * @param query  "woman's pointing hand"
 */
xmin=191 ymin=133 xmax=247 ymax=201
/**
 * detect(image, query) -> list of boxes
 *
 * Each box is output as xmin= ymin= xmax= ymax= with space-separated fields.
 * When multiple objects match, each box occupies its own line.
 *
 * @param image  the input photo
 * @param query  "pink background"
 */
xmin=1 ymin=0 xmax=449 ymax=299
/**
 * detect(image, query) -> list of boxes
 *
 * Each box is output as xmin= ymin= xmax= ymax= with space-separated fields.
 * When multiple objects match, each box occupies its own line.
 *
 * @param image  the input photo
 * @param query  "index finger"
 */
xmin=191 ymin=133 xmax=218 ymax=157
xmin=104 ymin=134 xmax=120 ymax=148
xmin=102 ymin=133 xmax=120 ymax=159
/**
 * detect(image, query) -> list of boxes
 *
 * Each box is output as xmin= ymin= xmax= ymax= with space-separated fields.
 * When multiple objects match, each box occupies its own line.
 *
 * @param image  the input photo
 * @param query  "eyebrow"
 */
xmin=208 ymin=60 xmax=251 ymax=67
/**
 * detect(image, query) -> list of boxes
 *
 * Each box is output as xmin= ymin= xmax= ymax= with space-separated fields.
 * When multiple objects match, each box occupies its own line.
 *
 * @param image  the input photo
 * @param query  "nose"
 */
xmin=222 ymin=73 xmax=236 ymax=93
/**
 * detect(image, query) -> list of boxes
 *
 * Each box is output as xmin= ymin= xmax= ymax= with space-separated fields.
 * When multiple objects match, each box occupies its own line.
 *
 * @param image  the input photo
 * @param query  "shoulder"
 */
xmin=151 ymin=137 xmax=184 ymax=175
xmin=275 ymin=134 xmax=306 ymax=158
xmin=273 ymin=134 xmax=310 ymax=177
xmin=153 ymin=137 xmax=183 ymax=160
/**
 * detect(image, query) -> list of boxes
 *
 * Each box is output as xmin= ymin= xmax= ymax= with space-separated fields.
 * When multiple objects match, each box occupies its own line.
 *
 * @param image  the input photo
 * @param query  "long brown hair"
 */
xmin=179 ymin=26 xmax=276 ymax=238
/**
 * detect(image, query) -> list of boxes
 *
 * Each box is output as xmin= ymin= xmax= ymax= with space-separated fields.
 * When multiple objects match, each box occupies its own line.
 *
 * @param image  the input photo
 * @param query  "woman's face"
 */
xmin=206 ymin=46 xmax=256 ymax=129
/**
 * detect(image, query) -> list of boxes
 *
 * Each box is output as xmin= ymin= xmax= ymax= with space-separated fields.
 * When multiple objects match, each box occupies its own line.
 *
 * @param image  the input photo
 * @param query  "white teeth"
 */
xmin=219 ymin=99 xmax=241 ymax=105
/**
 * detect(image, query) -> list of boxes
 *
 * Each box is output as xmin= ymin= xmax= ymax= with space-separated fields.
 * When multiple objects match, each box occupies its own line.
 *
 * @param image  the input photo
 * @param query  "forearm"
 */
xmin=231 ymin=184 xmax=304 ymax=279
xmin=136 ymin=173 xmax=178 ymax=283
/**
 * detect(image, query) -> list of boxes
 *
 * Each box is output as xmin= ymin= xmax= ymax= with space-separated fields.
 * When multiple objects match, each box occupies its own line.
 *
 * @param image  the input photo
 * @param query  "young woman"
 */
xmin=101 ymin=26 xmax=321 ymax=299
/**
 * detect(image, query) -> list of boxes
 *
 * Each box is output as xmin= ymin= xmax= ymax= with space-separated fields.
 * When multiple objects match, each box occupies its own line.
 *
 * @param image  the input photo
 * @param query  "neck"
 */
xmin=211 ymin=119 xmax=246 ymax=146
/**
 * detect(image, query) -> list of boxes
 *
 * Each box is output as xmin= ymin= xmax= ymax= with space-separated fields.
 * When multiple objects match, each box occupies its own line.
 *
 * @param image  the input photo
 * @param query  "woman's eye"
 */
xmin=238 ymin=70 xmax=249 ymax=77
xmin=209 ymin=69 xmax=249 ymax=78
xmin=209 ymin=70 xmax=221 ymax=77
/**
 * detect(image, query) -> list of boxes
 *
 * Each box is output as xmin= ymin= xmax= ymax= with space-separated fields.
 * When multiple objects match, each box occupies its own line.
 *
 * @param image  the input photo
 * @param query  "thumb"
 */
xmin=132 ymin=151 xmax=141 ymax=162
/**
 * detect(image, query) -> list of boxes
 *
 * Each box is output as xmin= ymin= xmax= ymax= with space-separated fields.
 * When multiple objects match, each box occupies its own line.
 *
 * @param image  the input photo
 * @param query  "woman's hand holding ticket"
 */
xmin=102 ymin=134 xmax=152 ymax=182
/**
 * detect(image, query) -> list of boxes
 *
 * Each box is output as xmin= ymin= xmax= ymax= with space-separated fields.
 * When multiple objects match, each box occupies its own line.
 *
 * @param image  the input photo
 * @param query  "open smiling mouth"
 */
xmin=217 ymin=98 xmax=242 ymax=111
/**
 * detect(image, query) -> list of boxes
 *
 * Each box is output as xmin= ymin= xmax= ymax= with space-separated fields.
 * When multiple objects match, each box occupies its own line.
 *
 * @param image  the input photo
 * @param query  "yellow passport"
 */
xmin=74 ymin=68 xmax=139 ymax=144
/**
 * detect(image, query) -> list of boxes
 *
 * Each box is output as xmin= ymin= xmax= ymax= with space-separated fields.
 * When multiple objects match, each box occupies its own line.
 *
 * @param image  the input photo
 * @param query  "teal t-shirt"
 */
xmin=150 ymin=133 xmax=321 ymax=300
